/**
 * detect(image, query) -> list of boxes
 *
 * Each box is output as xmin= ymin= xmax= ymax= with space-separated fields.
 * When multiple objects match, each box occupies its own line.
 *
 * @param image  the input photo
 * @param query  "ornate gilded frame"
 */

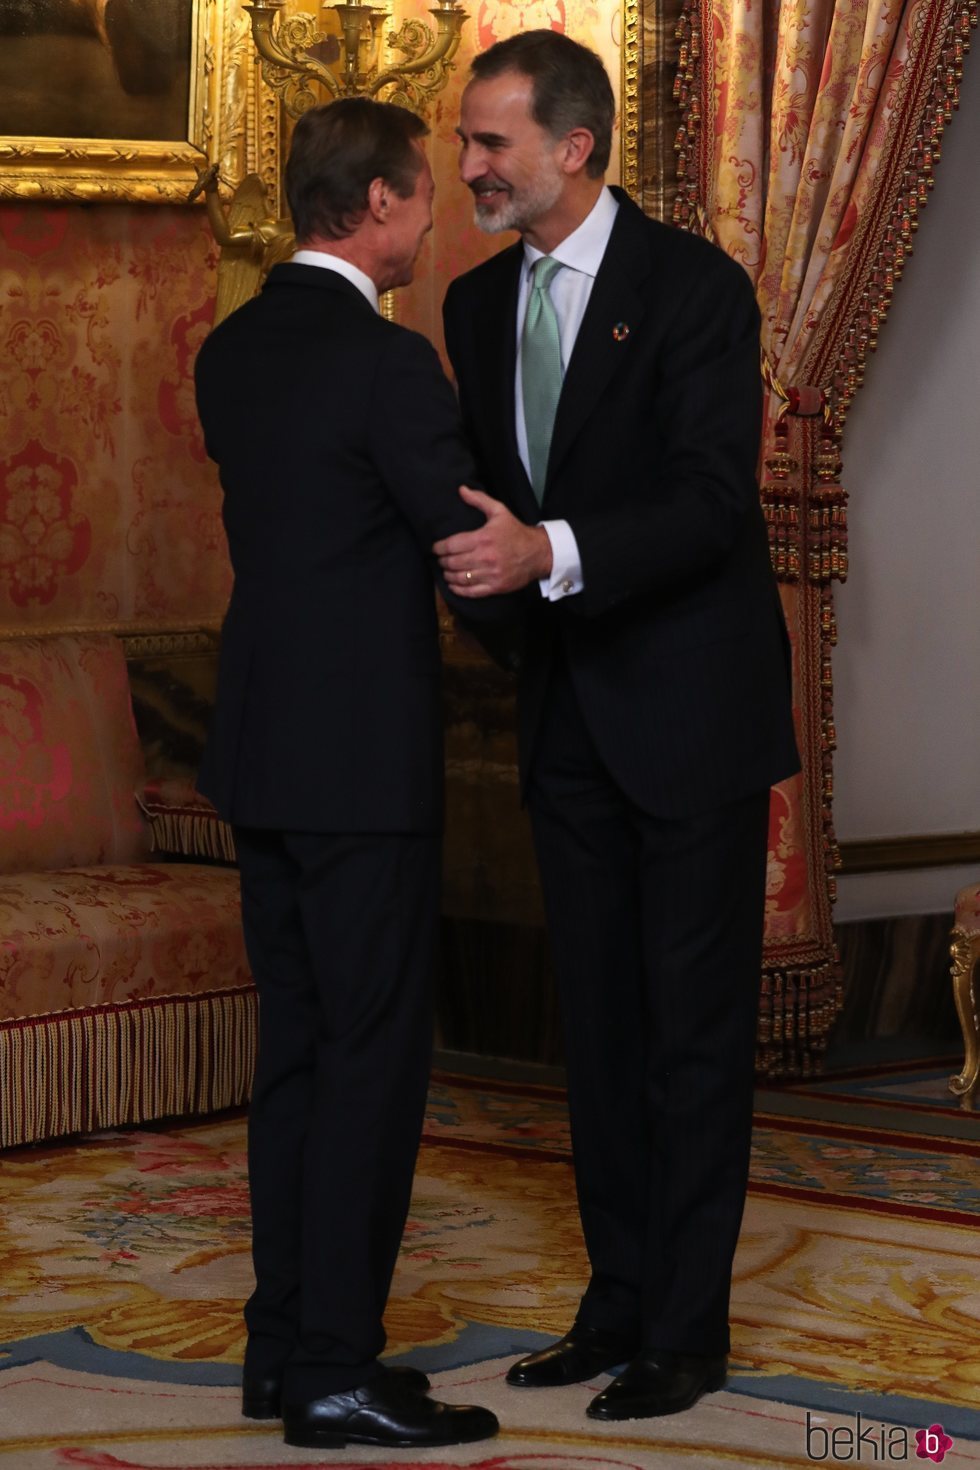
xmin=0 ymin=0 xmax=268 ymax=204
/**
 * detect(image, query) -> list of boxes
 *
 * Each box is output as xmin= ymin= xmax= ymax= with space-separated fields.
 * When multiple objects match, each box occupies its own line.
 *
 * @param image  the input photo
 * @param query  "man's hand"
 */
xmin=434 ymin=485 xmax=552 ymax=596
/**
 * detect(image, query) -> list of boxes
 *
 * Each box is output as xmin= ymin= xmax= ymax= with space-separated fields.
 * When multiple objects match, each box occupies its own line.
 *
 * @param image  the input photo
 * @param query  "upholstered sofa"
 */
xmin=0 ymin=633 xmax=254 ymax=1148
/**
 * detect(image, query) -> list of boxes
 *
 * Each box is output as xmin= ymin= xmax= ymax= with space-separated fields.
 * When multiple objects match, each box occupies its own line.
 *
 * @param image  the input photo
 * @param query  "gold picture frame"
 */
xmin=0 ymin=0 xmax=270 ymax=204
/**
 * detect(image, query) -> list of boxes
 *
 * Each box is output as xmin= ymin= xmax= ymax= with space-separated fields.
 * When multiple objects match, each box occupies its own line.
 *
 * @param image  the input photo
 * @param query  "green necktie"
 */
xmin=521 ymin=255 xmax=564 ymax=503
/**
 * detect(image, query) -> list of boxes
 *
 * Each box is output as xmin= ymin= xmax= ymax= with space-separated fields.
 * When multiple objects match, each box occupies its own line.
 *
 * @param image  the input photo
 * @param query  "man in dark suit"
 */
xmin=434 ymin=31 xmax=800 ymax=1421
xmin=195 ymin=98 xmax=502 ymax=1452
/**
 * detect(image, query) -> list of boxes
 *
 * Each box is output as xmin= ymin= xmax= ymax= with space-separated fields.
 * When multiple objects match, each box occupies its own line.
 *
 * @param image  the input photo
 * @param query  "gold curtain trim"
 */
xmin=801 ymin=1 xmax=976 ymax=418
xmin=0 ymin=989 xmax=257 ymax=1149
xmin=757 ymin=962 xmax=845 ymax=1079
xmin=671 ymin=0 xmax=703 ymax=233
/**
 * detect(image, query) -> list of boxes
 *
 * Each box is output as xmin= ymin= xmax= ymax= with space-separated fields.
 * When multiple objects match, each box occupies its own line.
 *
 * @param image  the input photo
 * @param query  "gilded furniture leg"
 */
xmin=948 ymin=929 xmax=980 ymax=1111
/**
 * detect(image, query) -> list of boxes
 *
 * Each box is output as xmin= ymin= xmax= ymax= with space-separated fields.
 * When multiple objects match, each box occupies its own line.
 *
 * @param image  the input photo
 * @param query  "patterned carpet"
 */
xmin=1 ymin=1060 xmax=978 ymax=1468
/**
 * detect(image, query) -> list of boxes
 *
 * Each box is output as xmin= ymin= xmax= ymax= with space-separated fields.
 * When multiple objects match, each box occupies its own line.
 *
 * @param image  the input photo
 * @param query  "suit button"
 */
xmin=561 ymin=578 xmax=573 ymax=595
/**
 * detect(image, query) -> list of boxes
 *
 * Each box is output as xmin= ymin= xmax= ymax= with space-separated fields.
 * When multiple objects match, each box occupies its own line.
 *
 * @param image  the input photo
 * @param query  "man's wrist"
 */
xmin=533 ymin=524 xmax=554 ymax=579
xmin=537 ymin=519 xmax=583 ymax=600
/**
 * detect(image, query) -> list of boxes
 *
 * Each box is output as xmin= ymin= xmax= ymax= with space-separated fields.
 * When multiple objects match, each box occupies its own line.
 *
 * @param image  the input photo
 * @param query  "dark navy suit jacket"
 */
xmin=196 ymin=262 xmax=510 ymax=834
xmin=443 ymin=189 xmax=800 ymax=816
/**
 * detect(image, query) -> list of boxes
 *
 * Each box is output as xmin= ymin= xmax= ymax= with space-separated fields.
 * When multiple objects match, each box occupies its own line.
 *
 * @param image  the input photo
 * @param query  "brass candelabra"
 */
xmin=245 ymin=0 xmax=469 ymax=116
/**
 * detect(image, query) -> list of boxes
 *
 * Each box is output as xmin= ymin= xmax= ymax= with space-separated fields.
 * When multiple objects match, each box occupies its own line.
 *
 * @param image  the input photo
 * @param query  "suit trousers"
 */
xmin=526 ymin=659 xmax=770 ymax=1355
xmin=234 ymin=826 xmax=440 ymax=1400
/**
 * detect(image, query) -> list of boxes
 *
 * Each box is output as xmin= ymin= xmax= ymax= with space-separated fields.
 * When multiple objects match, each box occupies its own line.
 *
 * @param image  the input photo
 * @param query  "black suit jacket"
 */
xmin=444 ymin=189 xmax=800 ymax=818
xmin=196 ymin=262 xmax=508 ymax=834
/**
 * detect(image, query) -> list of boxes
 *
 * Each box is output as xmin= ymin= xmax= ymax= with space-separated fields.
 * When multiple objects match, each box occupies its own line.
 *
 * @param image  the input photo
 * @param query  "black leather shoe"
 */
xmin=242 ymin=1363 xmax=430 ymax=1420
xmin=505 ymin=1325 xmax=638 ymax=1388
xmin=242 ymin=1373 xmax=283 ymax=1420
xmin=586 ymin=1351 xmax=727 ymax=1420
xmin=282 ymin=1377 xmax=498 ymax=1448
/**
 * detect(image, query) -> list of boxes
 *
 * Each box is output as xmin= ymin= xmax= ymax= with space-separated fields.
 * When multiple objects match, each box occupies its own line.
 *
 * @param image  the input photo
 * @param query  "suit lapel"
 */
xmin=544 ymin=193 xmax=657 ymax=500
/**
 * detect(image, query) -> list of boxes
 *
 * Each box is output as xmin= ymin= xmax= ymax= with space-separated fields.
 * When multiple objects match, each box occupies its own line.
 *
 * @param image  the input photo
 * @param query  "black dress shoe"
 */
xmin=505 ymin=1325 xmax=638 ymax=1388
xmin=586 ymin=1351 xmax=727 ymax=1420
xmin=282 ymin=1376 xmax=498 ymax=1449
xmin=242 ymin=1363 xmax=430 ymax=1420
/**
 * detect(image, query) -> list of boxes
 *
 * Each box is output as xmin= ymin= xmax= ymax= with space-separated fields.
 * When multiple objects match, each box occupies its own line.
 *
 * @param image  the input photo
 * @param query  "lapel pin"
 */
xmin=612 ymin=322 xmax=630 ymax=342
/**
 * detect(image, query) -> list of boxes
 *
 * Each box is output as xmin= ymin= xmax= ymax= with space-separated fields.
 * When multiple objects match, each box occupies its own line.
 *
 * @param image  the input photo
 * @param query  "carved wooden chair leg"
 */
xmin=948 ymin=927 xmax=979 ymax=1111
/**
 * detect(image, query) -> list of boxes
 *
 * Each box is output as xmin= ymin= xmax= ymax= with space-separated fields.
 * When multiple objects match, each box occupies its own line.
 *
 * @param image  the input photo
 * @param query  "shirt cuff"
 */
xmin=538 ymin=519 xmax=584 ymax=600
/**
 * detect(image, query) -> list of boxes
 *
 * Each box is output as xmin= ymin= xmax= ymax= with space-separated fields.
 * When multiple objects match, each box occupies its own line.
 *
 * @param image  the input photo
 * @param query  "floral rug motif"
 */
xmin=1 ymin=1066 xmax=977 ymax=1468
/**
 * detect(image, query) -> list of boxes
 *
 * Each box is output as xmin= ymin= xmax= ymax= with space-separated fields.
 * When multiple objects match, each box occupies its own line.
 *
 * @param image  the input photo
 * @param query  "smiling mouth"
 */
xmin=471 ymin=184 xmax=510 ymax=204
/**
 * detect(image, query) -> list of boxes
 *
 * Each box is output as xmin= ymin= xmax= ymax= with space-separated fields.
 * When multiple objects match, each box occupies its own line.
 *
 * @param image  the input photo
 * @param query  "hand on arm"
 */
xmin=367 ymin=331 xmax=517 ymax=622
xmin=434 ymin=485 xmax=553 ymax=596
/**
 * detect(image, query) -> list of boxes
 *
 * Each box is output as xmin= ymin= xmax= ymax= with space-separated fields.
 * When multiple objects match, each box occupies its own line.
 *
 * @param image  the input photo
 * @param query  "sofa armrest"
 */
xmin=137 ymin=778 xmax=237 ymax=863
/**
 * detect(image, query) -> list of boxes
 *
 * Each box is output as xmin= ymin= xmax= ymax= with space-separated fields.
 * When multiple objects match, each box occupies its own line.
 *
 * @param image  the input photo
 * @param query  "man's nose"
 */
xmin=458 ymin=146 xmax=486 ymax=183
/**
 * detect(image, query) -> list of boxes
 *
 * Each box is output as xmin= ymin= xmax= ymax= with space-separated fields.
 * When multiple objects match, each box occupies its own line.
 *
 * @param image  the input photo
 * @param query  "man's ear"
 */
xmin=367 ymin=176 xmax=390 ymax=222
xmin=561 ymin=127 xmax=596 ymax=176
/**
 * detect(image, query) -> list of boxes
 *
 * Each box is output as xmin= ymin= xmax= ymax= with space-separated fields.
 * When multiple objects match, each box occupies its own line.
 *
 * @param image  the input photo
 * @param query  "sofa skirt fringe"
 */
xmin=0 ymin=988 xmax=257 ymax=1149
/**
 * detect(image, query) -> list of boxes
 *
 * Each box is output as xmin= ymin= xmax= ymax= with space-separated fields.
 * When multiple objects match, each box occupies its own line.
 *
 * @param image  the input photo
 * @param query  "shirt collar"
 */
xmin=291 ymin=249 xmax=380 ymax=313
xmin=522 ymin=186 xmax=619 ymax=280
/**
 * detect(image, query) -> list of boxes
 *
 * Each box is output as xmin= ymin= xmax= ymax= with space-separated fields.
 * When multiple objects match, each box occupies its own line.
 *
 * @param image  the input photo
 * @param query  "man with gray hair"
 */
xmin=435 ymin=29 xmax=799 ymax=1422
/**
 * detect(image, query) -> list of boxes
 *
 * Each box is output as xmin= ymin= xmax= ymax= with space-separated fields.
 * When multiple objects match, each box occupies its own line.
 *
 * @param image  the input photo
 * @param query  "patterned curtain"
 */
xmin=671 ymin=0 xmax=976 ymax=1075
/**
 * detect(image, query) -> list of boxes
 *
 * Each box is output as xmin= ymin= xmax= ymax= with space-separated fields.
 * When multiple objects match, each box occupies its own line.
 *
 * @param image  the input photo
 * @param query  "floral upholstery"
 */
xmin=0 ymin=633 xmax=254 ymax=1147
xmin=0 ymin=635 xmax=148 ymax=873
xmin=0 ymin=865 xmax=249 ymax=1023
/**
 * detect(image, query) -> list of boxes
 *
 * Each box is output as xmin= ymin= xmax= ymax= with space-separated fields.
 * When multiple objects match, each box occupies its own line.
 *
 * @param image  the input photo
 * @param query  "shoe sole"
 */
xmin=506 ymin=1359 xmax=631 ymax=1388
xmin=586 ymin=1372 xmax=727 ymax=1421
xmin=283 ymin=1426 xmax=498 ymax=1449
xmin=507 ymin=1373 xmax=620 ymax=1388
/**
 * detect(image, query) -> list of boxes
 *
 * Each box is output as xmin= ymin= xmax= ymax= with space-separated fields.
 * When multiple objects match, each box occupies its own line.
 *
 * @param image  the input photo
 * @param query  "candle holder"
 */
xmin=245 ymin=0 xmax=468 ymax=116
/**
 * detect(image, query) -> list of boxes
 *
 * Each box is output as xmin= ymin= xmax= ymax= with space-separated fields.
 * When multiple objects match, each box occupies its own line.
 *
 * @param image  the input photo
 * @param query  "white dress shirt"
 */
xmin=292 ymin=248 xmax=380 ymax=313
xmin=516 ymin=187 xmax=619 ymax=600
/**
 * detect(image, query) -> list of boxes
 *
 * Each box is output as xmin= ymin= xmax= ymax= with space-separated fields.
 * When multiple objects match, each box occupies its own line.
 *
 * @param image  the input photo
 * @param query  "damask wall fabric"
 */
xmin=0 ymin=206 xmax=229 ymax=634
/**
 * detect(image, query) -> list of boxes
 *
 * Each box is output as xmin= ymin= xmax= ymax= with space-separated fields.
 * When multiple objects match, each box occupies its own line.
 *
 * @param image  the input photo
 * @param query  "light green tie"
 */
xmin=521 ymin=256 xmax=564 ymax=503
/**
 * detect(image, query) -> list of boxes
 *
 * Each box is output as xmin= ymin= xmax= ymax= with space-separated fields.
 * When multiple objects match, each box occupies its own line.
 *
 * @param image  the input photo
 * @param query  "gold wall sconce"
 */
xmin=245 ymin=0 xmax=469 ymax=117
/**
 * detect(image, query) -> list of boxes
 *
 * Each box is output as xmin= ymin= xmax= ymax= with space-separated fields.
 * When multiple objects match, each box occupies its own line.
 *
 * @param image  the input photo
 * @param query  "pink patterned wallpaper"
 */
xmin=0 ymin=205 xmax=230 ymax=635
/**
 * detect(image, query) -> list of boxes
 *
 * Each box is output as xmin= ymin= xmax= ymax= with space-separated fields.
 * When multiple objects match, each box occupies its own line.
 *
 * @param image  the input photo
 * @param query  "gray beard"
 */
xmin=472 ymin=203 xmax=513 ymax=235
xmin=471 ymin=171 xmax=564 ymax=236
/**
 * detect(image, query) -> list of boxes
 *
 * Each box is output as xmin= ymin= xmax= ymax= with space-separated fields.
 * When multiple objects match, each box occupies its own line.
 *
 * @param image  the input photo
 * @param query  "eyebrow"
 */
xmin=454 ymin=127 xmax=510 ymax=147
